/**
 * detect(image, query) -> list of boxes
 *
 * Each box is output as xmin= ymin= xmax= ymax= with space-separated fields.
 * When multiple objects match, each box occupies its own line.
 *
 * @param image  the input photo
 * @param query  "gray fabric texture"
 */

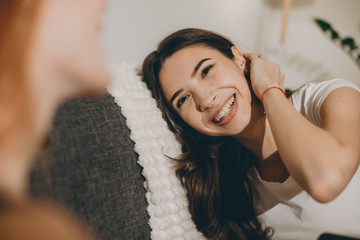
xmin=30 ymin=93 xmax=151 ymax=240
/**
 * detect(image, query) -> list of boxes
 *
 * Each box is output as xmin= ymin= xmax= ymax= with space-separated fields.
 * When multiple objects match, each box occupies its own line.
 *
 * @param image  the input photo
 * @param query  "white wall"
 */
xmin=101 ymin=0 xmax=263 ymax=64
xmin=258 ymin=0 xmax=360 ymax=88
xmin=101 ymin=0 xmax=360 ymax=88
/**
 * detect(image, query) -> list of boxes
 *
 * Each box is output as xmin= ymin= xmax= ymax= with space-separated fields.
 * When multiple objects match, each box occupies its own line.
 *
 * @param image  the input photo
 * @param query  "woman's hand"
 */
xmin=243 ymin=53 xmax=285 ymax=99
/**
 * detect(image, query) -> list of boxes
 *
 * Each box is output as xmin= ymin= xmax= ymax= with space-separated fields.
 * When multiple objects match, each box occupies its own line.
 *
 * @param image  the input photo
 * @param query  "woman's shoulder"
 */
xmin=293 ymin=78 xmax=359 ymax=96
xmin=291 ymin=78 xmax=360 ymax=125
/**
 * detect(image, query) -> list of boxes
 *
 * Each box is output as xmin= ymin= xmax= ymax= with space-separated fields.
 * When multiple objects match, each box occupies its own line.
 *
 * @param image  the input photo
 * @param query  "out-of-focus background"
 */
xmin=101 ymin=0 xmax=360 ymax=88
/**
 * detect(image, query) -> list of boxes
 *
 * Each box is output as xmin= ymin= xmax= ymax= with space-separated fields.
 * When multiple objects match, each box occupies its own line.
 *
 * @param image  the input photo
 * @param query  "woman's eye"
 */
xmin=177 ymin=95 xmax=189 ymax=109
xmin=201 ymin=65 xmax=213 ymax=79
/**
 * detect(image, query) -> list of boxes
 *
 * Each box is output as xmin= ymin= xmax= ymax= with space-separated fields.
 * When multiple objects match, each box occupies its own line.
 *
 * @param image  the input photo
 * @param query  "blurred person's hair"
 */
xmin=0 ymin=0 xmax=42 ymax=148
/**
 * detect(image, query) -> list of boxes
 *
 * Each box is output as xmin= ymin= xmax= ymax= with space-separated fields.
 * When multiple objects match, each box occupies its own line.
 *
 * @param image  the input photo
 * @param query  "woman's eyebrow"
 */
xmin=170 ymin=89 xmax=183 ymax=106
xmin=169 ymin=58 xmax=212 ymax=107
xmin=191 ymin=58 xmax=211 ymax=77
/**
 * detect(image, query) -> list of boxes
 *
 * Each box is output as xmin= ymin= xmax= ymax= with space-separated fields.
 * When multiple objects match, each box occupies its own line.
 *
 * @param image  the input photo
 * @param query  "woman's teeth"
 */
xmin=212 ymin=94 xmax=235 ymax=123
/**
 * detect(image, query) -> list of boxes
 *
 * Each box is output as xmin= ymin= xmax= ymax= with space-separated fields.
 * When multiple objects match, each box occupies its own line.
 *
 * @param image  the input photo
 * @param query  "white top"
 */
xmin=248 ymin=79 xmax=360 ymax=240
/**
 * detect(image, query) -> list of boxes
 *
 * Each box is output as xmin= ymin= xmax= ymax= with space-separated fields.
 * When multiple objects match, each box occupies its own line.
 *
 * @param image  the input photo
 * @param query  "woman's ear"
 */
xmin=231 ymin=46 xmax=246 ymax=71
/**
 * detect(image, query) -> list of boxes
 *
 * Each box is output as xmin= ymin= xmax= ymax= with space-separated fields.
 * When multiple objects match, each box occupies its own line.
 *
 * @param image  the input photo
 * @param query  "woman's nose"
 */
xmin=195 ymin=90 xmax=217 ymax=112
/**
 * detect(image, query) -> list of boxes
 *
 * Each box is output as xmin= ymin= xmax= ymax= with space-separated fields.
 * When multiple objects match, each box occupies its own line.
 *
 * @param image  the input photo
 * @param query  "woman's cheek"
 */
xmin=182 ymin=111 xmax=199 ymax=129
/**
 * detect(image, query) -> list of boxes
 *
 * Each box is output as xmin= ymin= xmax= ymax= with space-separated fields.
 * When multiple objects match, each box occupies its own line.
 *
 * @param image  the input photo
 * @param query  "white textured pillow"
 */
xmin=108 ymin=63 xmax=205 ymax=240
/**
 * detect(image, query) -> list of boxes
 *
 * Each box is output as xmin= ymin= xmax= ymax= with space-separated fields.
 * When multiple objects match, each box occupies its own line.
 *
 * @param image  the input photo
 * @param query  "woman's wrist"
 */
xmin=260 ymin=86 xmax=286 ymax=104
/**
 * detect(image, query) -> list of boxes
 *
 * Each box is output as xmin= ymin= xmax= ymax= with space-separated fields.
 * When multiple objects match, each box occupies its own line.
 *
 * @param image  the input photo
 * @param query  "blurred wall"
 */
xmin=258 ymin=0 xmax=360 ymax=88
xmin=101 ymin=0 xmax=360 ymax=88
xmin=101 ymin=0 xmax=263 ymax=64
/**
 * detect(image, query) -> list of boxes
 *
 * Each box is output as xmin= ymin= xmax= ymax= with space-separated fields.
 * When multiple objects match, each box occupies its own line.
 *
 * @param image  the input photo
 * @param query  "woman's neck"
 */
xmin=233 ymin=95 xmax=289 ymax=182
xmin=234 ymin=96 xmax=277 ymax=159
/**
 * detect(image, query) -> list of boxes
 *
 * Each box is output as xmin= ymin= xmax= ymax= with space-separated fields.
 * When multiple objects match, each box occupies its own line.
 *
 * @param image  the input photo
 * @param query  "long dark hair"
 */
xmin=142 ymin=28 xmax=272 ymax=240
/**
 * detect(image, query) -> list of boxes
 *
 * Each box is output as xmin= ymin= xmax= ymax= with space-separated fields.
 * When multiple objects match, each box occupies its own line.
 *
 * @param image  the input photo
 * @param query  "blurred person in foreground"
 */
xmin=0 ymin=0 xmax=110 ymax=239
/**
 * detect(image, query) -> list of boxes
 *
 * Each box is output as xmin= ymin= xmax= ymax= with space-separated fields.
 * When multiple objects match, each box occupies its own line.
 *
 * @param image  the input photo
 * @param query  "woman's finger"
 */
xmin=280 ymin=72 xmax=285 ymax=79
xmin=243 ymin=53 xmax=269 ymax=63
xmin=257 ymin=54 xmax=268 ymax=60
xmin=243 ymin=53 xmax=258 ymax=60
xmin=280 ymin=72 xmax=285 ymax=87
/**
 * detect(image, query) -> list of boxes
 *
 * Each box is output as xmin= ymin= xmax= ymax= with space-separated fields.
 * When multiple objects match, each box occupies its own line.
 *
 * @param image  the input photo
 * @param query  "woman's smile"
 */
xmin=211 ymin=94 xmax=237 ymax=125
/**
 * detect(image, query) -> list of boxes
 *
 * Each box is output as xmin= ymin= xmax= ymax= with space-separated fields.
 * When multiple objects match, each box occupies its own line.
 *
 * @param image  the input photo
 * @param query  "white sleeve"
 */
xmin=291 ymin=79 xmax=360 ymax=126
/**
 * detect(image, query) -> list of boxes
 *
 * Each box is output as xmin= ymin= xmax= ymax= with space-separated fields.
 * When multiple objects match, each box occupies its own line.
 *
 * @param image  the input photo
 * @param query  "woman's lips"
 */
xmin=211 ymin=94 xmax=237 ymax=125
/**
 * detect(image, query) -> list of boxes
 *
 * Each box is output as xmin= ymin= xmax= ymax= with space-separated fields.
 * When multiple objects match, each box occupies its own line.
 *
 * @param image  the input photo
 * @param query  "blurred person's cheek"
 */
xmin=31 ymin=0 xmax=110 ymax=96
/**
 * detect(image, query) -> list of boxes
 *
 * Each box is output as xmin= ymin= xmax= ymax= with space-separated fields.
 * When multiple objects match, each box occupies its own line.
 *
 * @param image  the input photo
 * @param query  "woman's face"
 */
xmin=30 ymin=0 xmax=110 ymax=96
xmin=159 ymin=45 xmax=253 ymax=137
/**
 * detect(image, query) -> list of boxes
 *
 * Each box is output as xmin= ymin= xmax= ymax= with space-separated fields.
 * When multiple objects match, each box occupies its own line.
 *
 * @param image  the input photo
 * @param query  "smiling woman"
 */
xmin=159 ymin=45 xmax=253 ymax=137
xmin=142 ymin=28 xmax=360 ymax=240
xmin=143 ymin=28 xmax=273 ymax=240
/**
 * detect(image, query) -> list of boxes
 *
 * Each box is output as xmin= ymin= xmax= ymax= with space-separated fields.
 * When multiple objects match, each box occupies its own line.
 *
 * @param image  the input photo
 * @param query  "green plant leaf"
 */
xmin=330 ymin=30 xmax=339 ymax=40
xmin=314 ymin=18 xmax=333 ymax=32
xmin=313 ymin=17 xmax=360 ymax=70
xmin=341 ymin=37 xmax=358 ymax=51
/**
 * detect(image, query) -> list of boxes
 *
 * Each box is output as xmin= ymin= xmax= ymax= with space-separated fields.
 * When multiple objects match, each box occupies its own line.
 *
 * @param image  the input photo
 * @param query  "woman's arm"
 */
xmin=264 ymin=87 xmax=360 ymax=203
xmin=245 ymin=54 xmax=360 ymax=203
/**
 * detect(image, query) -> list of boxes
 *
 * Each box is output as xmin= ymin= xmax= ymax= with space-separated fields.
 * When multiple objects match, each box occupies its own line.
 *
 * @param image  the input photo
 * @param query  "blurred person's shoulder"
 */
xmin=0 ymin=194 xmax=97 ymax=240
